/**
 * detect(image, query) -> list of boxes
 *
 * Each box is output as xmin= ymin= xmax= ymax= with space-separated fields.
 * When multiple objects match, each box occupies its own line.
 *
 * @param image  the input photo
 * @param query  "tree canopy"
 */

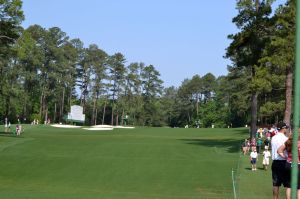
xmin=0 ymin=0 xmax=295 ymax=130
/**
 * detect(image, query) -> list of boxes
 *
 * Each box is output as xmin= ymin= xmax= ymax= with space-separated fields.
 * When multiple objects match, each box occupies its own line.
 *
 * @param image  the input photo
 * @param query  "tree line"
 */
xmin=0 ymin=0 xmax=296 ymax=132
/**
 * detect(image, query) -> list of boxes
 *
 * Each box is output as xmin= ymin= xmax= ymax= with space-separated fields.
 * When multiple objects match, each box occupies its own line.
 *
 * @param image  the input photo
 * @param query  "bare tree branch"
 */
xmin=0 ymin=35 xmax=15 ymax=41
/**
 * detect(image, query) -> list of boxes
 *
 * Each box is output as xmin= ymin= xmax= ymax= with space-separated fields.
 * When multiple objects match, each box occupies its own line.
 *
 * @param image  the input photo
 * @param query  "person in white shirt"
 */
xmin=250 ymin=149 xmax=258 ymax=171
xmin=271 ymin=122 xmax=289 ymax=199
xmin=262 ymin=149 xmax=271 ymax=170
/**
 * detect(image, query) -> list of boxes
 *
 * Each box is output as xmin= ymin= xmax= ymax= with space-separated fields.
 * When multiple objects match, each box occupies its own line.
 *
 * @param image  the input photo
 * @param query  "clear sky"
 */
xmin=22 ymin=0 xmax=286 ymax=87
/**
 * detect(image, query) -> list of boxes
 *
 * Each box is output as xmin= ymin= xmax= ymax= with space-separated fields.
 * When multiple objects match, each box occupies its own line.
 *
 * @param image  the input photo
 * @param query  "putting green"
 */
xmin=0 ymin=125 xmax=246 ymax=199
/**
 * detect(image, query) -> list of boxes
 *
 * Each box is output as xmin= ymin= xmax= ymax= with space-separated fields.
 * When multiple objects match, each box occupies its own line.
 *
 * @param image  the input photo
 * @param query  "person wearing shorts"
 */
xmin=262 ymin=148 xmax=271 ymax=170
xmin=271 ymin=122 xmax=289 ymax=199
xmin=250 ymin=149 xmax=258 ymax=171
xmin=277 ymin=129 xmax=300 ymax=199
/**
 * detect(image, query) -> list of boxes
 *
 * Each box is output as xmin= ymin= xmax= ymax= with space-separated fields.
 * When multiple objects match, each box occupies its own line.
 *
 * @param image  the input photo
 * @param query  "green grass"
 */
xmin=0 ymin=125 xmax=248 ymax=198
xmin=237 ymin=148 xmax=286 ymax=199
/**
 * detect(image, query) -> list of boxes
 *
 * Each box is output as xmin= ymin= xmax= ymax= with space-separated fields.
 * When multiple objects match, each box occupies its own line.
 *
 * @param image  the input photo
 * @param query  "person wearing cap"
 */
xmin=271 ymin=122 xmax=289 ymax=199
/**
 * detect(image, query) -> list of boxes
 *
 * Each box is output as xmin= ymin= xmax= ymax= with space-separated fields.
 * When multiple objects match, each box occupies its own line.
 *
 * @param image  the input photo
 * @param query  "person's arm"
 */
xmin=277 ymin=144 xmax=287 ymax=158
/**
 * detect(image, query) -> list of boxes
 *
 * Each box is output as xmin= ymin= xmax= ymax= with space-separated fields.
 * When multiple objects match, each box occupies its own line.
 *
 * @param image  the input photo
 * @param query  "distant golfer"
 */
xmin=250 ymin=149 xmax=258 ymax=171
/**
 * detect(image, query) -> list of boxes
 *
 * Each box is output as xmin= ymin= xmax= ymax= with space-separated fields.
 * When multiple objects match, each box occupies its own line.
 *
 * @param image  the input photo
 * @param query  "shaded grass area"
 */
xmin=0 ymin=125 xmax=245 ymax=199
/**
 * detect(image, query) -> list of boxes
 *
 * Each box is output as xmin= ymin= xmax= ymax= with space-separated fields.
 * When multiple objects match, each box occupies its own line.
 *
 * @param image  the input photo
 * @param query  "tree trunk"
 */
xmin=111 ymin=102 xmax=114 ymax=126
xmin=284 ymin=65 xmax=293 ymax=127
xmin=5 ymin=96 xmax=10 ymax=117
xmin=39 ymin=91 xmax=43 ymax=120
xmin=121 ymin=109 xmax=124 ymax=125
xmin=45 ymin=105 xmax=48 ymax=124
xmin=95 ymin=108 xmax=98 ymax=125
xmin=250 ymin=92 xmax=258 ymax=138
xmin=42 ymin=95 xmax=46 ymax=122
xmin=92 ymin=96 xmax=96 ymax=125
xmin=196 ymin=94 xmax=199 ymax=116
xmin=23 ymin=98 xmax=27 ymax=119
xmin=102 ymin=100 xmax=107 ymax=125
xmin=54 ymin=103 xmax=57 ymax=123
xmin=116 ymin=112 xmax=119 ymax=126
xmin=60 ymin=87 xmax=65 ymax=122
xmin=69 ymin=88 xmax=72 ymax=108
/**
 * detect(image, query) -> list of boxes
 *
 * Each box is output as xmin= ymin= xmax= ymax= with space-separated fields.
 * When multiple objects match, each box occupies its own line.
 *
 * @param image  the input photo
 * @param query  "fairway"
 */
xmin=0 ymin=125 xmax=244 ymax=199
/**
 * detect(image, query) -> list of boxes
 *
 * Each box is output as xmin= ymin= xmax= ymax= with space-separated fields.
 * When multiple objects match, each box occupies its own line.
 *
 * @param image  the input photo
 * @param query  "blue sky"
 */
xmin=22 ymin=0 xmax=286 ymax=87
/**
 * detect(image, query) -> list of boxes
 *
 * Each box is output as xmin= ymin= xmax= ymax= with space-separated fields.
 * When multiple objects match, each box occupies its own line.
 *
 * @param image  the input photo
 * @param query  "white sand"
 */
xmin=51 ymin=124 xmax=82 ymax=128
xmin=51 ymin=124 xmax=134 ymax=130
xmin=91 ymin=125 xmax=134 ymax=129
xmin=82 ymin=127 xmax=113 ymax=131
xmin=114 ymin=126 xmax=135 ymax=129
xmin=91 ymin=125 xmax=114 ymax=128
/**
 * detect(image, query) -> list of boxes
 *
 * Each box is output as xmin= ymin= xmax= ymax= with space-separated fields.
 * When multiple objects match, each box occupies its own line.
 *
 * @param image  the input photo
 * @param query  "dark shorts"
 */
xmin=284 ymin=162 xmax=300 ymax=189
xmin=251 ymin=158 xmax=257 ymax=164
xmin=272 ymin=160 xmax=288 ymax=187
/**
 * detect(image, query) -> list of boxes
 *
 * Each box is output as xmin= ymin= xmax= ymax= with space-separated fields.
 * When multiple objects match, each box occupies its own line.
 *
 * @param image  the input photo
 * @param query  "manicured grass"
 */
xmin=237 ymin=149 xmax=286 ymax=199
xmin=0 ymin=125 xmax=244 ymax=199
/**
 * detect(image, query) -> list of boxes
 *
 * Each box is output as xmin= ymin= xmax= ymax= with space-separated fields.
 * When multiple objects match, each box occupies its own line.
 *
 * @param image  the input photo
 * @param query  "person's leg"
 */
xmin=286 ymin=188 xmax=291 ymax=199
xmin=273 ymin=186 xmax=279 ymax=199
xmin=297 ymin=189 xmax=300 ymax=199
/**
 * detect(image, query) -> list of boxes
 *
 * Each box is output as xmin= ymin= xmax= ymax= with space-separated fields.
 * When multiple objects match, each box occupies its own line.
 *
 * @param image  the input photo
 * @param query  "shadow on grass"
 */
xmin=0 ymin=131 xmax=23 ymax=138
xmin=180 ymin=138 xmax=241 ymax=153
xmin=244 ymin=167 xmax=266 ymax=171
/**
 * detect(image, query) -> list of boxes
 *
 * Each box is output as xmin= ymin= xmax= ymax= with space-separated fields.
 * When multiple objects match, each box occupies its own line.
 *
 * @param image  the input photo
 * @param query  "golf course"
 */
xmin=0 ymin=125 xmax=283 ymax=199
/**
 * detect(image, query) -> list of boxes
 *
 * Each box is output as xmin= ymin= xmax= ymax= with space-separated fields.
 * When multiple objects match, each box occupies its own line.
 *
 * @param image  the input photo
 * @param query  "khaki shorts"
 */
xmin=263 ymin=158 xmax=269 ymax=165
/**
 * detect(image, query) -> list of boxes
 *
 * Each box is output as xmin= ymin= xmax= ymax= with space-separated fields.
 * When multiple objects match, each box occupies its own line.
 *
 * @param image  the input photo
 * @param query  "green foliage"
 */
xmin=0 ymin=0 xmax=294 ymax=128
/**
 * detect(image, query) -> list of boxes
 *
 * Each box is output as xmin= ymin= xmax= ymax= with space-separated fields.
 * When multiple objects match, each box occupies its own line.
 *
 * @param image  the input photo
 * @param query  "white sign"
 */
xmin=67 ymin=105 xmax=85 ymax=122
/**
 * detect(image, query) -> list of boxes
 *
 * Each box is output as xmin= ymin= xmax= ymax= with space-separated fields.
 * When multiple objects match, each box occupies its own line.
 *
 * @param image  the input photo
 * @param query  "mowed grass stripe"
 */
xmin=0 ymin=125 xmax=244 ymax=199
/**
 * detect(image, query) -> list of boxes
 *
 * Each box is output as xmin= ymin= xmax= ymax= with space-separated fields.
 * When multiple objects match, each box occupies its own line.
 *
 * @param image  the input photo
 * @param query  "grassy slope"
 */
xmin=0 ymin=125 xmax=244 ymax=199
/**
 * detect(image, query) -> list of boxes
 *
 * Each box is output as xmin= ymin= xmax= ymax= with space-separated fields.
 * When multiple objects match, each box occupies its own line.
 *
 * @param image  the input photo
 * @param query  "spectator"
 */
xmin=262 ymin=148 xmax=271 ymax=171
xmin=264 ymin=138 xmax=270 ymax=150
xmin=257 ymin=138 xmax=263 ymax=154
xmin=271 ymin=122 xmax=289 ymax=199
xmin=250 ymin=149 xmax=258 ymax=171
xmin=277 ymin=129 xmax=300 ymax=199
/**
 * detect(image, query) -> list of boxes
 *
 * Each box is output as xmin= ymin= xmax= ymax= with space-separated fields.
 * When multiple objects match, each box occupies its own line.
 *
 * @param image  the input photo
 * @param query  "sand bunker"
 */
xmin=91 ymin=125 xmax=113 ymax=128
xmin=51 ymin=124 xmax=134 ymax=130
xmin=113 ymin=126 xmax=135 ymax=129
xmin=91 ymin=125 xmax=135 ymax=129
xmin=82 ymin=127 xmax=113 ymax=131
xmin=51 ymin=124 xmax=82 ymax=128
